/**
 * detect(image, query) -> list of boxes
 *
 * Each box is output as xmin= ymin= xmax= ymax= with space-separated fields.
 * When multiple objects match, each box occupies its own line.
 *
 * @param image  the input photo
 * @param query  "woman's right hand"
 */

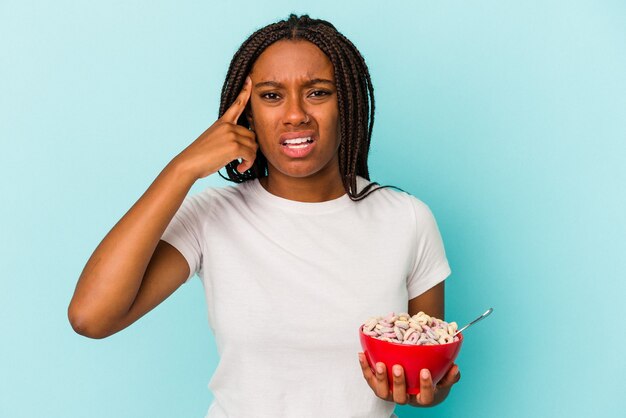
xmin=174 ymin=76 xmax=257 ymax=180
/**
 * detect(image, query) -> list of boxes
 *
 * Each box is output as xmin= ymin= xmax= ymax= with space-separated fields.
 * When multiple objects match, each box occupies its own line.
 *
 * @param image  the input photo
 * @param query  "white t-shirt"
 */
xmin=161 ymin=175 xmax=451 ymax=418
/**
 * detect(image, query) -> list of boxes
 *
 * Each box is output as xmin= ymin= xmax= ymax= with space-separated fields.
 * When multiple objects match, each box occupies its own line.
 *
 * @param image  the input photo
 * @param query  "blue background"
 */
xmin=1 ymin=1 xmax=624 ymax=417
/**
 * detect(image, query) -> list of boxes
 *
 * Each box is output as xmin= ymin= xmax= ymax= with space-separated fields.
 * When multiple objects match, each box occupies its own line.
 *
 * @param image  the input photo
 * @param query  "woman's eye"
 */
xmin=310 ymin=90 xmax=331 ymax=98
xmin=261 ymin=92 xmax=280 ymax=100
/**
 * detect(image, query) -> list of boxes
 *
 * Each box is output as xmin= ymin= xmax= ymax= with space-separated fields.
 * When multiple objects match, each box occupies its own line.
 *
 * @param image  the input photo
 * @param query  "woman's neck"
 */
xmin=259 ymin=168 xmax=346 ymax=203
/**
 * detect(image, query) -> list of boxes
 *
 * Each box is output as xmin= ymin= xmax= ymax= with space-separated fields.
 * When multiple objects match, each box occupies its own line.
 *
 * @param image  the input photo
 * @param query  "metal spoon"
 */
xmin=453 ymin=307 xmax=493 ymax=337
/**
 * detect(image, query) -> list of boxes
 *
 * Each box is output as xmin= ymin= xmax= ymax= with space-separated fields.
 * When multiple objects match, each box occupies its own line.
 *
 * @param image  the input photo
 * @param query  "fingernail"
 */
xmin=358 ymin=353 xmax=363 ymax=362
xmin=393 ymin=366 xmax=401 ymax=377
xmin=421 ymin=369 xmax=429 ymax=379
xmin=376 ymin=364 xmax=384 ymax=374
xmin=246 ymin=76 xmax=251 ymax=84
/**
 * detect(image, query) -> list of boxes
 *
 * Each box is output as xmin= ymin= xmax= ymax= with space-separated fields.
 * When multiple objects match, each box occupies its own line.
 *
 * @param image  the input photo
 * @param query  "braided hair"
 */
xmin=217 ymin=13 xmax=405 ymax=201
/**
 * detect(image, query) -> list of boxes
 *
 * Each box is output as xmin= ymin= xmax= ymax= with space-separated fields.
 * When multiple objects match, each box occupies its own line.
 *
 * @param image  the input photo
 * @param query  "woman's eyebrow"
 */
xmin=254 ymin=78 xmax=335 ymax=88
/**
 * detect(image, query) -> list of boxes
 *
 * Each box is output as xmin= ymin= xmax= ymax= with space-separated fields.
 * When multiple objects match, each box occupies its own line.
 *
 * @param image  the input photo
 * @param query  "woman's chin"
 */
xmin=268 ymin=161 xmax=319 ymax=179
xmin=266 ymin=154 xmax=340 ymax=181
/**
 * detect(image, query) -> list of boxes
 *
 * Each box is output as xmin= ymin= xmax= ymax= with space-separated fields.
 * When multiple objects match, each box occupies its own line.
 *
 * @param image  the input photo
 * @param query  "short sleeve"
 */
xmin=406 ymin=196 xmax=451 ymax=299
xmin=160 ymin=194 xmax=204 ymax=284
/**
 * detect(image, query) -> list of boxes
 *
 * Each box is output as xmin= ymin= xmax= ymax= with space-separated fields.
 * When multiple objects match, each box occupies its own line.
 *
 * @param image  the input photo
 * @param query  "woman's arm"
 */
xmin=67 ymin=160 xmax=197 ymax=339
xmin=68 ymin=77 xmax=257 ymax=339
xmin=408 ymin=281 xmax=444 ymax=319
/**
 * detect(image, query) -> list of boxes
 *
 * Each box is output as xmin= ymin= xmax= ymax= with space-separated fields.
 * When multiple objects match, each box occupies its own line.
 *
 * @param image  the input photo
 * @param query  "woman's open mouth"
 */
xmin=280 ymin=136 xmax=316 ymax=158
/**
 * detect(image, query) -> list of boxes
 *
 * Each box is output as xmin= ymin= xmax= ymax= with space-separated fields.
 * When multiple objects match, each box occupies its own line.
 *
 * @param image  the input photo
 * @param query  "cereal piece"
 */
xmin=364 ymin=322 xmax=377 ymax=332
xmin=409 ymin=323 xmax=423 ymax=332
xmin=384 ymin=312 xmax=398 ymax=323
xmin=394 ymin=326 xmax=404 ymax=340
xmin=395 ymin=320 xmax=409 ymax=329
xmin=403 ymin=328 xmax=416 ymax=340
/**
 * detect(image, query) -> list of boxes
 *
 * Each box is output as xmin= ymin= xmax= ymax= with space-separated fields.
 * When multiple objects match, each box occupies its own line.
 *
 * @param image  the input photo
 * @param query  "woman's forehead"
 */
xmin=250 ymin=40 xmax=335 ymax=83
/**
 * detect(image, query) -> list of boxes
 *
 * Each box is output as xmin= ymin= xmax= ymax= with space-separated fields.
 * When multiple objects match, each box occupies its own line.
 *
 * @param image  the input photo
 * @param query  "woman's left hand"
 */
xmin=358 ymin=352 xmax=461 ymax=406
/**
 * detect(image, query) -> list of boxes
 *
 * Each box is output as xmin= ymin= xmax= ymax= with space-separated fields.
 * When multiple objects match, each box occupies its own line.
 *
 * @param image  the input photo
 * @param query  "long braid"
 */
xmin=217 ymin=13 xmax=406 ymax=199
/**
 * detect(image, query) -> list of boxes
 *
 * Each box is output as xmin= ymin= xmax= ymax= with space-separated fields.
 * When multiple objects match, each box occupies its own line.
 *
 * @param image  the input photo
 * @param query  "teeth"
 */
xmin=283 ymin=137 xmax=312 ymax=145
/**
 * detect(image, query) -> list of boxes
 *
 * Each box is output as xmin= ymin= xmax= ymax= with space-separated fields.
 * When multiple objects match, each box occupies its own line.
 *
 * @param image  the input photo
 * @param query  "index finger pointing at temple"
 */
xmin=221 ymin=76 xmax=252 ymax=124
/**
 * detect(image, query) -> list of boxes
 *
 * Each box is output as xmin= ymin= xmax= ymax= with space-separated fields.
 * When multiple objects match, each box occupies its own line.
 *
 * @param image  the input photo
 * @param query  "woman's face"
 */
xmin=246 ymin=39 xmax=341 ymax=180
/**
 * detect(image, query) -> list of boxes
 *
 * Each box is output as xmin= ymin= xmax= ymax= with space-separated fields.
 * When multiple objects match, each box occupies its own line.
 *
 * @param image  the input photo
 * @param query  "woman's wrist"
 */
xmin=166 ymin=156 xmax=199 ymax=186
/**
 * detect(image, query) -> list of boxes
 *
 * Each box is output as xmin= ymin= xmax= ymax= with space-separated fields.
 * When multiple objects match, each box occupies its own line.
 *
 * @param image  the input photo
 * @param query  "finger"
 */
xmin=358 ymin=353 xmax=375 ymax=385
xmin=373 ymin=362 xmax=390 ymax=399
xmin=235 ymin=153 xmax=257 ymax=173
xmin=232 ymin=124 xmax=257 ymax=143
xmin=391 ymin=365 xmax=408 ymax=405
xmin=415 ymin=369 xmax=436 ymax=405
xmin=231 ymin=131 xmax=258 ymax=157
xmin=232 ymin=144 xmax=258 ymax=173
xmin=221 ymin=76 xmax=252 ymax=124
xmin=235 ymin=158 xmax=254 ymax=174
xmin=437 ymin=364 xmax=460 ymax=389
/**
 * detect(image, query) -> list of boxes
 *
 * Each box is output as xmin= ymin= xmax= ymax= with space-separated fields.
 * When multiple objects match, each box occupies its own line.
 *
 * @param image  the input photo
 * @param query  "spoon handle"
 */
xmin=453 ymin=307 xmax=493 ymax=337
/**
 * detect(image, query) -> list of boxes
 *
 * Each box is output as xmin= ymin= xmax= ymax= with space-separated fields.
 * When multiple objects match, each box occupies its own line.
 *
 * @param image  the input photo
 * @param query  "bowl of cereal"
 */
xmin=358 ymin=311 xmax=463 ymax=395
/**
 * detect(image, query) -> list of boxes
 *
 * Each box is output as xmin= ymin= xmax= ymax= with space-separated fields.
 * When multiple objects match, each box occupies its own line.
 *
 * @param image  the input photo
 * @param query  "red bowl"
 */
xmin=359 ymin=325 xmax=463 ymax=394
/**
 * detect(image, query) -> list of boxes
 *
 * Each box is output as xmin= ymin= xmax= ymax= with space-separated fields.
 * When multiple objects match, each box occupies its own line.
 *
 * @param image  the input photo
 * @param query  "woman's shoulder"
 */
xmin=357 ymin=176 xmax=435 ymax=218
xmin=357 ymin=175 xmax=418 ymax=203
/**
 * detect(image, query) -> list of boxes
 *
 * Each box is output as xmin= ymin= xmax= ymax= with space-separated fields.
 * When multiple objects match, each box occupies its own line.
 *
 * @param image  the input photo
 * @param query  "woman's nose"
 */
xmin=283 ymin=97 xmax=309 ymax=126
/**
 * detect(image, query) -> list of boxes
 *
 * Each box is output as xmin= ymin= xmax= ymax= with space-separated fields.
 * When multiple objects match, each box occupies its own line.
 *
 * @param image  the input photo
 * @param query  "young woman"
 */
xmin=68 ymin=14 xmax=460 ymax=418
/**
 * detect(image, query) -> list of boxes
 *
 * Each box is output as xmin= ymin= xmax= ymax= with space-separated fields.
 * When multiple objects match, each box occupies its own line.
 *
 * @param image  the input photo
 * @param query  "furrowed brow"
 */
xmin=254 ymin=78 xmax=335 ymax=88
